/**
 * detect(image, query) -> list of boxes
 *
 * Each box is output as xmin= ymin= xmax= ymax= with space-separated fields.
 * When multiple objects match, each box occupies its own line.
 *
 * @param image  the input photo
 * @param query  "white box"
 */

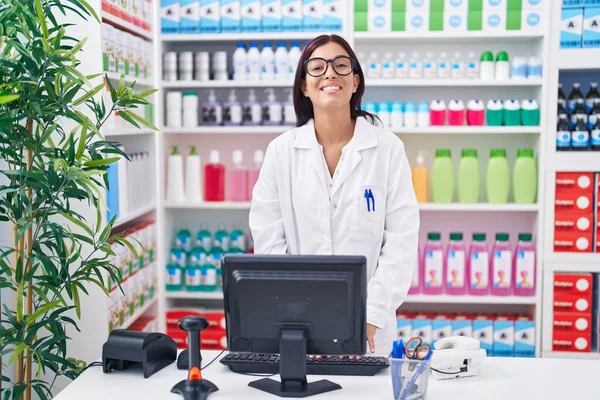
xmin=221 ymin=0 xmax=242 ymax=32
xmin=445 ymin=0 xmax=468 ymax=11
xmin=483 ymin=9 xmax=506 ymax=32
xmin=282 ymin=0 xmax=302 ymax=31
xmin=303 ymin=0 xmax=323 ymax=31
xmin=160 ymin=0 xmax=180 ymax=34
xmin=242 ymin=0 xmax=262 ymax=32
xmin=444 ymin=10 xmax=468 ymax=31
xmin=406 ymin=0 xmax=429 ymax=14
xmin=369 ymin=0 xmax=391 ymax=12
xmin=483 ymin=0 xmax=506 ymax=10
xmin=406 ymin=12 xmax=429 ymax=32
xmin=368 ymin=11 xmax=391 ymax=32
xmin=262 ymin=0 xmax=282 ymax=31
xmin=521 ymin=8 xmax=543 ymax=33
xmin=180 ymin=0 xmax=200 ymax=33
xmin=200 ymin=0 xmax=221 ymax=32
xmin=323 ymin=0 xmax=343 ymax=31
xmin=561 ymin=8 xmax=584 ymax=48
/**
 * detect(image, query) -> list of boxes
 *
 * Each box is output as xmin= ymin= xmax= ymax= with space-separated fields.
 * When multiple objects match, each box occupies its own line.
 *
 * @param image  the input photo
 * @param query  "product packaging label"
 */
xmin=493 ymin=320 xmax=515 ymax=357
xmin=493 ymin=250 xmax=512 ymax=288
xmin=200 ymin=0 xmax=221 ymax=32
xmin=323 ymin=0 xmax=343 ymax=31
xmin=161 ymin=0 xmax=180 ymax=33
xmin=180 ymin=0 xmax=200 ymax=33
xmin=473 ymin=319 xmax=494 ymax=355
xmin=242 ymin=0 xmax=261 ymax=32
xmin=412 ymin=319 xmax=433 ymax=345
xmin=167 ymin=267 xmax=181 ymax=285
xmin=283 ymin=0 xmax=302 ymax=31
xmin=262 ymin=0 xmax=282 ymax=31
xmin=452 ymin=319 xmax=473 ymax=337
xmin=396 ymin=316 xmax=413 ymax=341
xmin=222 ymin=0 xmax=242 ymax=32
xmin=424 ymin=249 xmax=443 ymax=288
xmin=514 ymin=320 xmax=535 ymax=357
xmin=470 ymin=251 xmax=489 ymax=289
xmin=303 ymin=0 xmax=323 ymax=31
xmin=561 ymin=8 xmax=584 ymax=48
xmin=447 ymin=250 xmax=465 ymax=288
xmin=515 ymin=250 xmax=535 ymax=289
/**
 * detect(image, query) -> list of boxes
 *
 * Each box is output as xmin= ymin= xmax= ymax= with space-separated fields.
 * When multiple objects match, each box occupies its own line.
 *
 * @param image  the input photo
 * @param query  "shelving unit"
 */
xmin=352 ymin=31 xmax=545 ymax=41
xmin=101 ymin=11 xmax=153 ymax=40
xmin=556 ymin=49 xmax=600 ymax=71
xmin=105 ymin=71 xmax=154 ymax=87
xmin=162 ymin=80 xmax=294 ymax=88
xmin=121 ymin=298 xmax=159 ymax=329
xmin=113 ymin=203 xmax=157 ymax=230
xmin=365 ymin=79 xmax=543 ymax=87
xmin=542 ymin=351 xmax=600 ymax=360
xmin=161 ymin=32 xmax=320 ymax=42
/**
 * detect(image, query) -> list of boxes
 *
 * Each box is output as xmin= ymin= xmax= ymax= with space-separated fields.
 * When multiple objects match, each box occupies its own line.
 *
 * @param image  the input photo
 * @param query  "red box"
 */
xmin=552 ymin=331 xmax=591 ymax=352
xmin=553 ymin=232 xmax=593 ymax=253
xmin=555 ymin=191 xmax=594 ymax=213
xmin=552 ymin=312 xmax=592 ymax=333
xmin=554 ymin=273 xmax=593 ymax=295
xmin=553 ymin=293 xmax=592 ymax=313
xmin=554 ymin=213 xmax=595 ymax=233
xmin=555 ymin=172 xmax=595 ymax=192
xmin=596 ymin=226 xmax=600 ymax=252
xmin=166 ymin=310 xmax=226 ymax=330
xmin=201 ymin=329 xmax=227 ymax=350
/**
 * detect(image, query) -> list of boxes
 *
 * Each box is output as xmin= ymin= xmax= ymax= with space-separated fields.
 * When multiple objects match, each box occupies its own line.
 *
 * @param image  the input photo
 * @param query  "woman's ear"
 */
xmin=300 ymin=80 xmax=308 ymax=97
xmin=353 ymin=74 xmax=359 ymax=94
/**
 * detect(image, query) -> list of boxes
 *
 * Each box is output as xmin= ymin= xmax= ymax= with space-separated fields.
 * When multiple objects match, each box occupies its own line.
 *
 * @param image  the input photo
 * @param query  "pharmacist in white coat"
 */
xmin=249 ymin=35 xmax=420 ymax=356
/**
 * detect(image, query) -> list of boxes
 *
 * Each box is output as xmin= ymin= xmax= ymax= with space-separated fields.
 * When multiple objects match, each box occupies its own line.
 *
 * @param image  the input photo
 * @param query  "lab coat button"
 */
xmin=333 ymin=204 xmax=337 ymax=209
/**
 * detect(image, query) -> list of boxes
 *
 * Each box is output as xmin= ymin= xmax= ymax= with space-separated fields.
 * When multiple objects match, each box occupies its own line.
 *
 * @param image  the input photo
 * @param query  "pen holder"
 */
xmin=389 ymin=357 xmax=431 ymax=400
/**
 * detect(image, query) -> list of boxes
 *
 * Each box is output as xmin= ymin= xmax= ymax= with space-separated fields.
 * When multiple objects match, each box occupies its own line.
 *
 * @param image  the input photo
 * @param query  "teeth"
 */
xmin=322 ymin=86 xmax=341 ymax=92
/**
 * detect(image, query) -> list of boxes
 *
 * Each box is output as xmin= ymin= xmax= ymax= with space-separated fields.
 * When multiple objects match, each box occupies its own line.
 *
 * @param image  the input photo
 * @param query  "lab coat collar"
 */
xmin=292 ymin=117 xmax=379 ymax=151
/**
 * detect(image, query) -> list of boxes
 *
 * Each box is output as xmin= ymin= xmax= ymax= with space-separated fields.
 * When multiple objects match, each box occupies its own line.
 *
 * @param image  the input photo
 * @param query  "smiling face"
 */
xmin=301 ymin=42 xmax=360 ymax=114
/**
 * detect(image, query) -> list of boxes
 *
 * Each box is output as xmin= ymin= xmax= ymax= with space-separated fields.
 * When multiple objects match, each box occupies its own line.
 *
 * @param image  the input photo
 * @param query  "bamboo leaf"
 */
xmin=116 ymin=110 xmax=140 ymax=128
xmin=83 ymin=157 xmax=120 ymax=167
xmin=35 ymin=0 xmax=48 ymax=38
xmin=71 ymin=283 xmax=81 ymax=319
xmin=75 ymin=121 xmax=88 ymax=159
xmin=26 ymin=300 xmax=62 ymax=324
xmin=60 ymin=212 xmax=92 ymax=236
xmin=8 ymin=343 xmax=27 ymax=365
xmin=73 ymin=82 xmax=103 ymax=106
xmin=0 ymin=94 xmax=19 ymax=104
xmin=121 ymin=109 xmax=158 ymax=130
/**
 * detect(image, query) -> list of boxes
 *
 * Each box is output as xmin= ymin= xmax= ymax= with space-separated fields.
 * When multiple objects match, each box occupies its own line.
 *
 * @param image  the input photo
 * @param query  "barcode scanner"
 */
xmin=171 ymin=316 xmax=218 ymax=400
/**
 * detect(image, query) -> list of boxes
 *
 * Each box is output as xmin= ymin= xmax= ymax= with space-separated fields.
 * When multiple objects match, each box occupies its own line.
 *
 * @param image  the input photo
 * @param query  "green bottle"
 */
xmin=431 ymin=149 xmax=454 ymax=203
xmin=214 ymin=225 xmax=230 ymax=253
xmin=196 ymin=225 xmax=212 ymax=251
xmin=185 ymin=247 xmax=205 ymax=292
xmin=230 ymin=225 xmax=247 ymax=252
xmin=513 ymin=148 xmax=537 ymax=204
xmin=457 ymin=149 xmax=481 ymax=203
xmin=166 ymin=263 xmax=183 ymax=291
xmin=486 ymin=149 xmax=510 ymax=204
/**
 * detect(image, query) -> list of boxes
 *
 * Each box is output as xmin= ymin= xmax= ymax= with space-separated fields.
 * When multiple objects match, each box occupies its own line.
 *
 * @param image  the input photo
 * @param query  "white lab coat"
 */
xmin=249 ymin=117 xmax=420 ymax=356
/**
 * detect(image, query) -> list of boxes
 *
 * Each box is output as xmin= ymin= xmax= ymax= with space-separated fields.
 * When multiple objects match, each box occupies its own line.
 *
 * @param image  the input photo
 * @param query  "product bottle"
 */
xmin=411 ymin=151 xmax=429 ymax=203
xmin=409 ymin=249 xmax=421 ymax=294
xmin=368 ymin=52 xmax=381 ymax=79
xmin=226 ymin=150 xmax=248 ymax=202
xmin=166 ymin=146 xmax=185 ymax=203
xmin=591 ymin=118 xmax=600 ymax=151
xmin=491 ymin=233 xmax=512 ymax=296
xmin=233 ymin=42 xmax=247 ymax=81
xmin=479 ymin=51 xmax=494 ymax=80
xmin=495 ymin=51 xmax=510 ymax=80
xmin=196 ymin=225 xmax=212 ymax=251
xmin=513 ymin=148 xmax=537 ymax=204
xmin=246 ymin=42 xmax=261 ymax=81
xmin=423 ymin=52 xmax=436 ymax=79
xmin=431 ymin=149 xmax=454 ymax=203
xmin=378 ymin=102 xmax=391 ymax=129
xmin=486 ymin=148 xmax=510 ymax=204
xmin=166 ymin=262 xmax=184 ymax=291
xmin=585 ymin=82 xmax=600 ymax=112
xmin=571 ymin=99 xmax=588 ymax=128
xmin=448 ymin=99 xmax=465 ymax=126
xmin=423 ymin=233 xmax=444 ymax=295
xmin=466 ymin=99 xmax=485 ymax=126
xmin=242 ymin=89 xmax=262 ymax=126
xmin=409 ymin=52 xmax=423 ymax=79
xmin=572 ymin=117 xmax=590 ymax=151
xmin=558 ymin=83 xmax=567 ymax=109
xmin=382 ymin=52 xmax=395 ymax=78
xmin=230 ymin=225 xmax=247 ymax=252
xmin=513 ymin=233 xmax=536 ymax=296
xmin=403 ymin=102 xmax=417 ymax=128
xmin=201 ymin=89 xmax=222 ymax=126
xmin=527 ymin=56 xmax=542 ymax=79
xmin=175 ymin=228 xmax=192 ymax=252
xmin=568 ymin=83 xmax=584 ymax=113
xmin=185 ymin=247 xmax=204 ymax=292
xmin=511 ymin=56 xmax=527 ymax=80
xmin=457 ymin=149 xmax=480 ymax=203
xmin=395 ymin=52 xmax=409 ymax=78
xmin=262 ymin=88 xmax=283 ymax=126
xmin=438 ymin=52 xmax=450 ymax=79
xmin=445 ymin=233 xmax=467 ymax=295
xmin=466 ymin=52 xmax=479 ymax=79
xmin=520 ymin=99 xmax=540 ymax=126
xmin=503 ymin=99 xmax=521 ymax=126
xmin=214 ymin=224 xmax=230 ymax=253
xmin=246 ymin=150 xmax=263 ymax=201
xmin=201 ymin=251 xmax=217 ymax=292
xmin=588 ymin=102 xmax=600 ymax=129
xmin=430 ymin=100 xmax=447 ymax=126
xmin=274 ymin=42 xmax=289 ymax=81
xmin=280 ymin=89 xmax=294 ymax=126
xmin=417 ymin=102 xmax=429 ymax=127
xmin=486 ymin=99 xmax=504 ymax=126
xmin=288 ymin=42 xmax=302 ymax=80
xmin=556 ymin=114 xmax=571 ymax=151
xmin=204 ymin=150 xmax=225 ymax=202
xmin=391 ymin=102 xmax=404 ymax=129
xmin=223 ymin=89 xmax=242 ymax=126
xmin=185 ymin=145 xmax=202 ymax=202
xmin=451 ymin=52 xmax=465 ymax=79
xmin=260 ymin=42 xmax=275 ymax=81
xmin=468 ymin=233 xmax=490 ymax=295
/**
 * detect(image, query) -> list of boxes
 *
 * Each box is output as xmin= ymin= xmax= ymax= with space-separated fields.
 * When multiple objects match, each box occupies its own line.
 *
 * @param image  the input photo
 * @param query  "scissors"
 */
xmin=404 ymin=337 xmax=431 ymax=361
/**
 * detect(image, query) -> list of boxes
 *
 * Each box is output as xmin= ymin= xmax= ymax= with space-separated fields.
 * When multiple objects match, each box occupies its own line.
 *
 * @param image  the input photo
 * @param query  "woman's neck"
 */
xmin=313 ymin=108 xmax=355 ymax=146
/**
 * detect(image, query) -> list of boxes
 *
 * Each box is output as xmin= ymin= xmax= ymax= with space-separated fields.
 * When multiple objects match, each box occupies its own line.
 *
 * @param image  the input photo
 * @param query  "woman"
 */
xmin=249 ymin=34 xmax=420 ymax=356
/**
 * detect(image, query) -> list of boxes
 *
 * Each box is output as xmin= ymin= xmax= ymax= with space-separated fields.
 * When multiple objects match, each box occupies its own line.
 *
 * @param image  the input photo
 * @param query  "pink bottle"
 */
xmin=429 ymin=100 xmax=447 ymax=126
xmin=491 ymin=233 xmax=512 ymax=296
xmin=204 ymin=150 xmax=225 ymax=202
xmin=448 ymin=100 xmax=465 ymax=126
xmin=445 ymin=232 xmax=467 ymax=295
xmin=409 ymin=246 xmax=421 ymax=294
xmin=513 ymin=233 xmax=536 ymax=296
xmin=468 ymin=233 xmax=490 ymax=295
xmin=423 ymin=232 xmax=444 ymax=295
xmin=246 ymin=150 xmax=264 ymax=201
xmin=467 ymin=100 xmax=485 ymax=126
xmin=226 ymin=150 xmax=248 ymax=202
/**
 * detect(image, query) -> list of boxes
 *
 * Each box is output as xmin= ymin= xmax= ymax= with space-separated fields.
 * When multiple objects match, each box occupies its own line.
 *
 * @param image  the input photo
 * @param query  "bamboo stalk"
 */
xmin=15 ymin=226 xmax=23 ymax=386
xmin=25 ymin=120 xmax=33 ymax=400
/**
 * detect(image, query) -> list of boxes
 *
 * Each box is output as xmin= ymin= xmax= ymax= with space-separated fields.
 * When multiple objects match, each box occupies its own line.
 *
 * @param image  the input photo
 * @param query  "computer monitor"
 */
xmin=221 ymin=254 xmax=367 ymax=398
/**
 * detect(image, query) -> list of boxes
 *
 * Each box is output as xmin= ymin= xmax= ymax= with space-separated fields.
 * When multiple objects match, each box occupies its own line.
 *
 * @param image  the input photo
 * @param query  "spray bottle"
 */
xmin=412 ymin=151 xmax=429 ymax=203
xmin=201 ymin=89 xmax=222 ymax=126
xmin=243 ymin=89 xmax=262 ymax=126
xmin=223 ymin=89 xmax=242 ymax=126
xmin=263 ymin=88 xmax=283 ymax=126
xmin=283 ymin=89 xmax=296 ymax=126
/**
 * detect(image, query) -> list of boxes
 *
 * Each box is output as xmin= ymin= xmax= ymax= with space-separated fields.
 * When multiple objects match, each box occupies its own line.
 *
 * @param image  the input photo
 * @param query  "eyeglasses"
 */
xmin=303 ymin=56 xmax=355 ymax=77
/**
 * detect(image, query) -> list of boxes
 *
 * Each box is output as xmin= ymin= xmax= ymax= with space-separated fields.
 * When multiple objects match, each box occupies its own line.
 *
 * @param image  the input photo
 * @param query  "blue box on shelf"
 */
xmin=303 ymin=0 xmax=323 ymax=31
xmin=180 ymin=0 xmax=201 ymax=33
xmin=201 ymin=0 xmax=221 ymax=33
xmin=161 ymin=0 xmax=181 ymax=34
xmin=283 ymin=0 xmax=302 ymax=32
xmin=262 ymin=0 xmax=283 ymax=31
xmin=561 ymin=7 xmax=584 ymax=48
xmin=583 ymin=7 xmax=600 ymax=48
xmin=222 ymin=0 xmax=242 ymax=32
xmin=242 ymin=0 xmax=262 ymax=32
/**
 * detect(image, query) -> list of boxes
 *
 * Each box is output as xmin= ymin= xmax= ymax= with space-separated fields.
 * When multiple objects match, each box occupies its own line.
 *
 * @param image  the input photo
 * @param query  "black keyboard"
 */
xmin=220 ymin=352 xmax=389 ymax=376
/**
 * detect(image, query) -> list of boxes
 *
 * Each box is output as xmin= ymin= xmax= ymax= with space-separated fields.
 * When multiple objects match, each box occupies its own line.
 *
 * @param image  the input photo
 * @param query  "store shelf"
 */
xmin=404 ymin=294 xmax=537 ymax=305
xmin=418 ymin=203 xmax=540 ymax=212
xmin=556 ymin=49 xmax=600 ymax=70
xmin=101 ymin=11 xmax=152 ymax=41
xmin=162 ymin=80 xmax=293 ymax=88
xmin=161 ymin=32 xmax=319 ymax=42
xmin=165 ymin=291 xmax=223 ymax=300
xmin=112 ymin=203 xmax=156 ymax=229
xmin=394 ymin=126 xmax=541 ymax=135
xmin=105 ymin=71 xmax=154 ymax=88
xmin=366 ymin=78 xmax=543 ymax=87
xmin=353 ymin=31 xmax=544 ymax=41
xmin=162 ymin=126 xmax=289 ymax=135
xmin=542 ymin=351 xmax=600 ymax=360
xmin=544 ymin=255 xmax=600 ymax=270
xmin=549 ymin=152 xmax=600 ymax=172
xmin=104 ymin=129 xmax=155 ymax=137
xmin=121 ymin=297 xmax=158 ymax=330
xmin=165 ymin=201 xmax=252 ymax=210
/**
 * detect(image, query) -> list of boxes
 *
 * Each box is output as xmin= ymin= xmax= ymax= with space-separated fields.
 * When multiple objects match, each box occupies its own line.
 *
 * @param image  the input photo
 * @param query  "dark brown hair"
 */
xmin=292 ymin=34 xmax=379 ymax=127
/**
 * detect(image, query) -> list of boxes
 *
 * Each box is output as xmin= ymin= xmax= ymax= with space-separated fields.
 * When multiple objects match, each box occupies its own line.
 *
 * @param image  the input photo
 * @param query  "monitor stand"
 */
xmin=248 ymin=327 xmax=342 ymax=398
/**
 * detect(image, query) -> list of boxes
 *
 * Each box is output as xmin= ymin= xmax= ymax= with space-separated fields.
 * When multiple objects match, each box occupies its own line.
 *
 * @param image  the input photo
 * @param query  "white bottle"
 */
xmin=451 ymin=51 xmax=465 ymax=79
xmin=233 ymin=42 xmax=247 ymax=81
xmin=466 ymin=52 xmax=479 ymax=79
xmin=263 ymin=88 xmax=282 ymax=126
xmin=274 ymin=42 xmax=289 ymax=81
xmin=357 ymin=52 xmax=367 ymax=72
xmin=511 ymin=57 xmax=527 ymax=80
xmin=288 ymin=42 xmax=302 ymax=80
xmin=382 ymin=52 xmax=395 ymax=79
xmin=409 ymin=52 xmax=422 ymax=79
xmin=438 ymin=52 xmax=450 ymax=79
xmin=166 ymin=91 xmax=182 ymax=128
xmin=247 ymin=42 xmax=261 ymax=81
xmin=167 ymin=146 xmax=185 ymax=203
xmin=417 ymin=102 xmax=430 ymax=127
xmin=368 ymin=52 xmax=381 ymax=79
xmin=395 ymin=52 xmax=409 ymax=79
xmin=423 ymin=52 xmax=437 ymax=79
xmin=378 ymin=102 xmax=391 ymax=129
xmin=283 ymin=89 xmax=295 ymax=126
xmin=260 ymin=42 xmax=275 ymax=81
xmin=223 ymin=89 xmax=242 ymax=126
xmin=179 ymin=51 xmax=193 ymax=81
xmin=404 ymin=102 xmax=417 ymax=128
xmin=185 ymin=146 xmax=202 ymax=202
xmin=182 ymin=92 xmax=198 ymax=128
xmin=243 ymin=89 xmax=262 ymax=126
xmin=391 ymin=102 xmax=404 ymax=129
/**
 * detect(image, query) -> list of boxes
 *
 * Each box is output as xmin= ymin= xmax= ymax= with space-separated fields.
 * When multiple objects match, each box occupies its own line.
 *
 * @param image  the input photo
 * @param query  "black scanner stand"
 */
xmin=102 ymin=330 xmax=176 ymax=378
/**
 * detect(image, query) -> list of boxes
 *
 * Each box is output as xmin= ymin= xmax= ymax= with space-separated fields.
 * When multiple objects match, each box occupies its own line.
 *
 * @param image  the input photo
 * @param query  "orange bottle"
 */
xmin=412 ymin=151 xmax=429 ymax=203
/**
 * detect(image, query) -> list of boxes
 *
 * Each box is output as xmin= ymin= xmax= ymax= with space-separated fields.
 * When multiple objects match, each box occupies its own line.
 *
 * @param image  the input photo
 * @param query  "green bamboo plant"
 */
xmin=0 ymin=1 xmax=157 ymax=398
